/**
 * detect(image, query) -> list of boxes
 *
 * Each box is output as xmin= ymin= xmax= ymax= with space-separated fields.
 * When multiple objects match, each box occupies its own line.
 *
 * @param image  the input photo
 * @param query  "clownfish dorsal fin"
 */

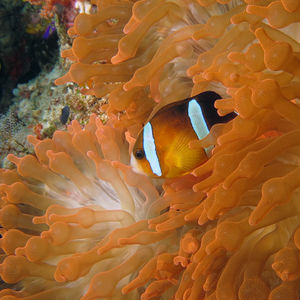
xmin=146 ymin=93 xmax=191 ymax=124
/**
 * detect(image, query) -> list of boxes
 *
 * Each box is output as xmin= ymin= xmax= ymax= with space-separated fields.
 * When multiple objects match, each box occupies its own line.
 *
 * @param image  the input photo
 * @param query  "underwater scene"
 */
xmin=0 ymin=0 xmax=300 ymax=299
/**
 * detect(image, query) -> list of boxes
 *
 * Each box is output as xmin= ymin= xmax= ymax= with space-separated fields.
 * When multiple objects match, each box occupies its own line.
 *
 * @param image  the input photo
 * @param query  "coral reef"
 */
xmin=0 ymin=64 xmax=65 ymax=168
xmin=0 ymin=61 xmax=107 ymax=169
xmin=0 ymin=111 xmax=32 ymax=169
xmin=0 ymin=0 xmax=59 ymax=114
xmin=1 ymin=0 xmax=300 ymax=299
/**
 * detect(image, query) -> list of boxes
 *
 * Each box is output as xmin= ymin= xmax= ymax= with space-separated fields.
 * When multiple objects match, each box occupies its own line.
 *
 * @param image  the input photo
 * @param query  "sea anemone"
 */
xmin=1 ymin=0 xmax=300 ymax=299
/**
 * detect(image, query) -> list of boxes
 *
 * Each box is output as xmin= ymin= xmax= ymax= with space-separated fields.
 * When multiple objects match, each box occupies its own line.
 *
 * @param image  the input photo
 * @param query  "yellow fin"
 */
xmin=164 ymin=133 xmax=207 ymax=176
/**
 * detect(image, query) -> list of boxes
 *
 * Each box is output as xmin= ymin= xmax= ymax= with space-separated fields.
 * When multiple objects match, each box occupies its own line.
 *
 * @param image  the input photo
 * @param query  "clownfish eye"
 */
xmin=135 ymin=149 xmax=145 ymax=160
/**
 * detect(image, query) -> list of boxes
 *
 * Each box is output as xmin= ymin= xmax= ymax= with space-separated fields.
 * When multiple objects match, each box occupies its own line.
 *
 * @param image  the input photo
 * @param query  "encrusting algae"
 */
xmin=1 ymin=0 xmax=300 ymax=299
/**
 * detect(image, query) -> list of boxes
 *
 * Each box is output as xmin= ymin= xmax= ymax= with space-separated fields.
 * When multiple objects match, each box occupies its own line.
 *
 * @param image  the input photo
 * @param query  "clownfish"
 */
xmin=131 ymin=91 xmax=236 ymax=178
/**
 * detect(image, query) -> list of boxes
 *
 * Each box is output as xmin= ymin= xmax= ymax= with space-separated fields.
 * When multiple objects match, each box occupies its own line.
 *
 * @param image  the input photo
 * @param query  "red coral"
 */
xmin=26 ymin=0 xmax=76 ymax=19
xmin=33 ymin=123 xmax=43 ymax=140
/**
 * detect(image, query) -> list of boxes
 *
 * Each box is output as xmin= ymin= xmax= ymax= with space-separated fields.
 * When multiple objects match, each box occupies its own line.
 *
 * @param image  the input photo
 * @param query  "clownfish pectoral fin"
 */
xmin=165 ymin=134 xmax=207 ymax=176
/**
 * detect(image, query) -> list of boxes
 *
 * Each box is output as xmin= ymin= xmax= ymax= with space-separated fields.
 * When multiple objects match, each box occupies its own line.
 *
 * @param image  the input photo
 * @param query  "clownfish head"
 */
xmin=131 ymin=127 xmax=160 ymax=177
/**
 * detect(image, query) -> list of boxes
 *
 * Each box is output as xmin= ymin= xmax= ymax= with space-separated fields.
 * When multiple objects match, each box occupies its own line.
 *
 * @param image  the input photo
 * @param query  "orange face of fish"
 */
xmin=131 ymin=91 xmax=236 ymax=178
